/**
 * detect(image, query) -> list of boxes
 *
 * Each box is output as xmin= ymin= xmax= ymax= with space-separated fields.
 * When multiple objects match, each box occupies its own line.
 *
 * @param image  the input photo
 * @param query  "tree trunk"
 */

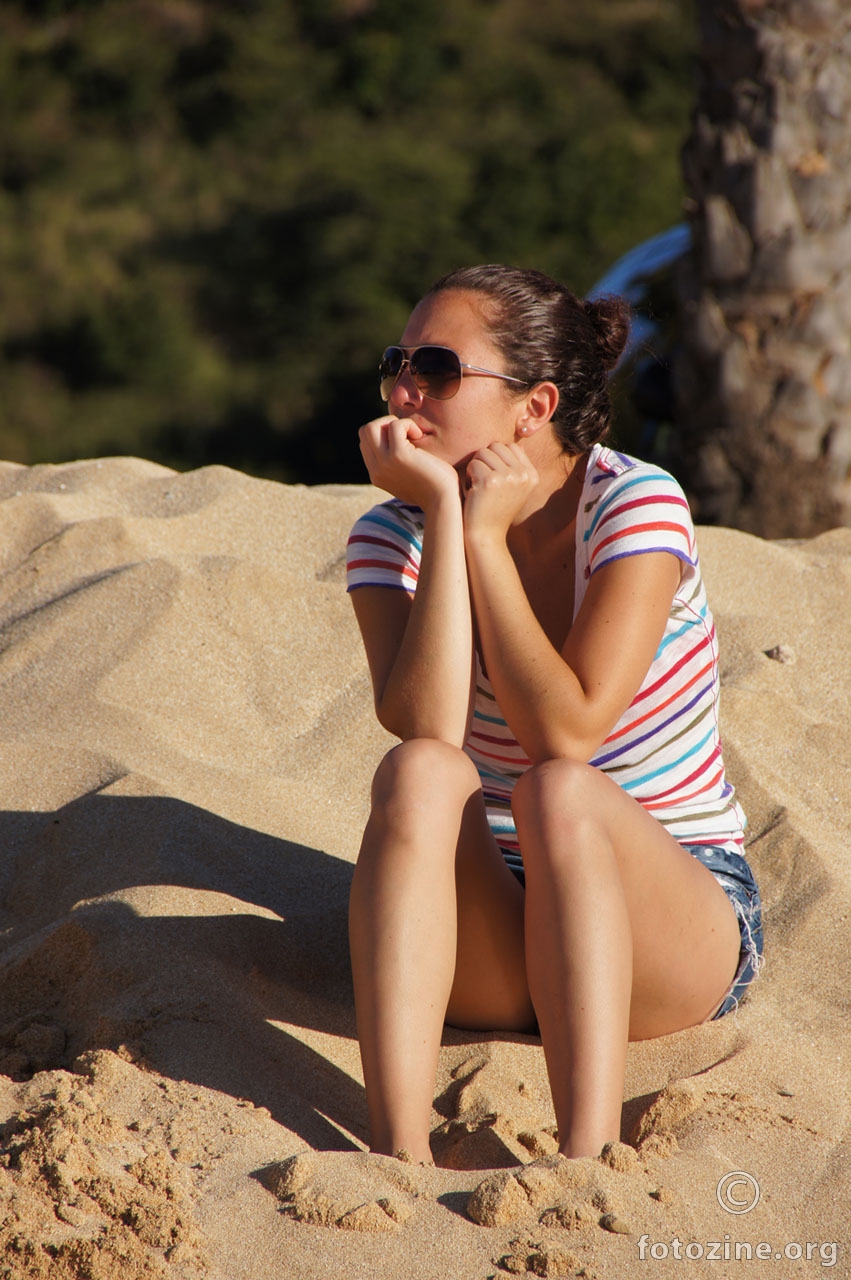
xmin=674 ymin=0 xmax=851 ymax=537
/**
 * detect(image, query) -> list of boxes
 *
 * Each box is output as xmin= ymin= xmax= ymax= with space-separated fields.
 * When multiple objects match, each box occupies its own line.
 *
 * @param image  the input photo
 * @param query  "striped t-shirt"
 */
xmin=346 ymin=443 xmax=746 ymax=858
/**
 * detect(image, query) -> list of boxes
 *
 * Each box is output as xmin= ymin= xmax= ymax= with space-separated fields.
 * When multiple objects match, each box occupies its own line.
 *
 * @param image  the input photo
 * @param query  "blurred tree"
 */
xmin=674 ymin=0 xmax=851 ymax=535
xmin=0 ymin=0 xmax=696 ymax=482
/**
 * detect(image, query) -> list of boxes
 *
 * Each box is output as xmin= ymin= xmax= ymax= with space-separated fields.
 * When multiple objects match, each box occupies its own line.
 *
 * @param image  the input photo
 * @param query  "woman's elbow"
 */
xmin=527 ymin=719 xmax=609 ymax=766
xmin=373 ymin=694 xmax=405 ymax=740
xmin=527 ymin=740 xmax=596 ymax=767
xmin=375 ymin=699 xmax=467 ymax=749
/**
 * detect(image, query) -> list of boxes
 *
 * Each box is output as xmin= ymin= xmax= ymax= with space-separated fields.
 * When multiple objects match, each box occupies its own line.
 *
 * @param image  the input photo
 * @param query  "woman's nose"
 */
xmin=388 ymin=367 xmax=422 ymax=410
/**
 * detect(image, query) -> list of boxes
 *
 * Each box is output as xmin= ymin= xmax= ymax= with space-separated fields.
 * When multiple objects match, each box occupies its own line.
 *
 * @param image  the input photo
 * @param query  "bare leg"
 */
xmin=349 ymin=738 xmax=535 ymax=1161
xmin=349 ymin=739 xmax=476 ymax=1161
xmin=519 ymin=801 xmax=632 ymax=1156
xmin=512 ymin=758 xmax=742 ymax=1158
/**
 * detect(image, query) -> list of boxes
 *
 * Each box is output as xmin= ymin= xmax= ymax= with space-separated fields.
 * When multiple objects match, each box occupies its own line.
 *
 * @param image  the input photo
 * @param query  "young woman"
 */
xmin=345 ymin=265 xmax=762 ymax=1163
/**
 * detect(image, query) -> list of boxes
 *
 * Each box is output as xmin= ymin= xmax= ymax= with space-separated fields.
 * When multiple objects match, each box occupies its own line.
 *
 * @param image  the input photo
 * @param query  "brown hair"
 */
xmin=427 ymin=264 xmax=629 ymax=455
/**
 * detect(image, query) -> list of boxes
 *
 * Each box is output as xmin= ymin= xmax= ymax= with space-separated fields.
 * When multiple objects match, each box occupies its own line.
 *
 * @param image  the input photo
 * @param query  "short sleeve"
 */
xmin=346 ymin=499 xmax=424 ymax=594
xmin=584 ymin=465 xmax=697 ymax=578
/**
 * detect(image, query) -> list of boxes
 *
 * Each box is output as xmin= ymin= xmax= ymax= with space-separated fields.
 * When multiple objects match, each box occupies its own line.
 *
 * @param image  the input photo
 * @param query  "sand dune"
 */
xmin=0 ymin=457 xmax=849 ymax=1279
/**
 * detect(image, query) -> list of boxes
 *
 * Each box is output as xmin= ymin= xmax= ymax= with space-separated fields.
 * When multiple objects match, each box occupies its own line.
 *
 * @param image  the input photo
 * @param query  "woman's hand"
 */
xmin=359 ymin=415 xmax=460 ymax=510
xmin=463 ymin=441 xmax=539 ymax=540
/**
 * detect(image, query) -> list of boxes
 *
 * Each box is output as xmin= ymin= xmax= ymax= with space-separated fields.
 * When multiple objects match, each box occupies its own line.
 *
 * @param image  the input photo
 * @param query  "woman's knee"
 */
xmin=511 ymin=757 xmax=597 ymax=831
xmin=370 ymin=738 xmax=479 ymax=814
xmin=357 ymin=740 xmax=480 ymax=887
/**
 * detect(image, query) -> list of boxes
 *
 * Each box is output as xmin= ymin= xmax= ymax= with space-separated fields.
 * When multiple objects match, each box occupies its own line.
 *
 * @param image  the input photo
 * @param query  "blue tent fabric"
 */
xmin=587 ymin=224 xmax=690 ymax=363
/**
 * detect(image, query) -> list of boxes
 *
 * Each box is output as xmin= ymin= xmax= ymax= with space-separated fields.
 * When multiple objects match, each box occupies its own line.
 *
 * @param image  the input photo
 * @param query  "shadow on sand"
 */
xmin=0 ymin=794 xmax=366 ymax=1150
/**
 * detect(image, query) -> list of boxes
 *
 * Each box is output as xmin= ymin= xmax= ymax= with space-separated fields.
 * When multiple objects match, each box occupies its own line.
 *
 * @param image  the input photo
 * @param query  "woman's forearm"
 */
xmin=464 ymin=532 xmax=594 ymax=762
xmin=378 ymin=492 xmax=473 ymax=746
xmin=465 ymin=528 xmax=679 ymax=764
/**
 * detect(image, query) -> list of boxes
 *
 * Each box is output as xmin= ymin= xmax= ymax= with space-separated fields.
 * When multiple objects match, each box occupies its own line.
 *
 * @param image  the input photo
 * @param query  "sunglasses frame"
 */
xmin=379 ymin=344 xmax=526 ymax=402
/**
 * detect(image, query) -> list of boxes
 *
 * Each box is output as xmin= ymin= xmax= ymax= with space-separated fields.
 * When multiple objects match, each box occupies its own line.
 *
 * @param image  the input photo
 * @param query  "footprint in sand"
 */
xmin=630 ymin=1077 xmax=813 ymax=1156
xmin=432 ymin=1056 xmax=559 ymax=1171
xmin=265 ymin=1150 xmax=436 ymax=1232
xmin=467 ymin=1144 xmax=645 ymax=1237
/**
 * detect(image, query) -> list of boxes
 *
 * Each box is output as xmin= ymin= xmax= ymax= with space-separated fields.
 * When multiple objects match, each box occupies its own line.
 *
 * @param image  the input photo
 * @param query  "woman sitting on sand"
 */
xmin=345 ymin=264 xmax=762 ymax=1163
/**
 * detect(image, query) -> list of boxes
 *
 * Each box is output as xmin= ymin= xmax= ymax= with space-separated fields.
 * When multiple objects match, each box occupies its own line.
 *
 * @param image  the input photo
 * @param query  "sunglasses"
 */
xmin=378 ymin=344 xmax=526 ymax=402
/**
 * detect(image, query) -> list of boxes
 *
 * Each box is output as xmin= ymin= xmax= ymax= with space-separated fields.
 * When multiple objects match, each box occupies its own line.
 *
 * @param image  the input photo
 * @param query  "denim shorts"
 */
xmin=504 ymin=842 xmax=763 ymax=1020
xmin=681 ymin=843 xmax=764 ymax=1019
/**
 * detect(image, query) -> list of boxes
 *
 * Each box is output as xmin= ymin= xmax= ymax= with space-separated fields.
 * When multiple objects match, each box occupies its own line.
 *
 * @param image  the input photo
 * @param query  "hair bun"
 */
xmin=584 ymin=296 xmax=630 ymax=372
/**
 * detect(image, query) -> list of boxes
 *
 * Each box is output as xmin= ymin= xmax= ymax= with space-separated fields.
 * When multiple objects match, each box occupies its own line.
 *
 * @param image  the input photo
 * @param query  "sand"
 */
xmin=0 ymin=456 xmax=849 ymax=1279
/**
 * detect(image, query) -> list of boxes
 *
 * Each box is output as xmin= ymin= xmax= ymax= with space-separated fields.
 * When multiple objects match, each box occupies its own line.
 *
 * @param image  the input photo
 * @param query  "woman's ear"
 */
xmin=515 ymin=381 xmax=559 ymax=438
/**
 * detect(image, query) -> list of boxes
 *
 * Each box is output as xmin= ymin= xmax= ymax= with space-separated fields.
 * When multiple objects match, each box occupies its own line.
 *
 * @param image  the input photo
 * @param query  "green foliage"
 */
xmin=0 ymin=0 xmax=696 ymax=481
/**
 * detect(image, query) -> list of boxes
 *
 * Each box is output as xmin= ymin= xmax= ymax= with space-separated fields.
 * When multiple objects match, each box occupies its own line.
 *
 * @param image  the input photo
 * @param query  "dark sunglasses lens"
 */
xmin=378 ymin=347 xmax=404 ymax=400
xmin=409 ymin=346 xmax=461 ymax=399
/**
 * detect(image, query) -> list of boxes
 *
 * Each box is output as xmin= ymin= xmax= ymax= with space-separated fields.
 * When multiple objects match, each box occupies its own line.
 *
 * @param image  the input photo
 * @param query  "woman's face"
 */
xmin=387 ymin=289 xmax=525 ymax=471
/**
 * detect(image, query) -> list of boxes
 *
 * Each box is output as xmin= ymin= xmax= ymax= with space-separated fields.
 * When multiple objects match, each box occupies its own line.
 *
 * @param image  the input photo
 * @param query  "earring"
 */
xmin=519 ymin=425 xmax=528 ymax=435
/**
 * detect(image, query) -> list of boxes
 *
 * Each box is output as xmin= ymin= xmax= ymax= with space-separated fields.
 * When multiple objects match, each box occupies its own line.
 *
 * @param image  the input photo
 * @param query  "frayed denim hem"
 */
xmin=680 ymin=843 xmax=764 ymax=1021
